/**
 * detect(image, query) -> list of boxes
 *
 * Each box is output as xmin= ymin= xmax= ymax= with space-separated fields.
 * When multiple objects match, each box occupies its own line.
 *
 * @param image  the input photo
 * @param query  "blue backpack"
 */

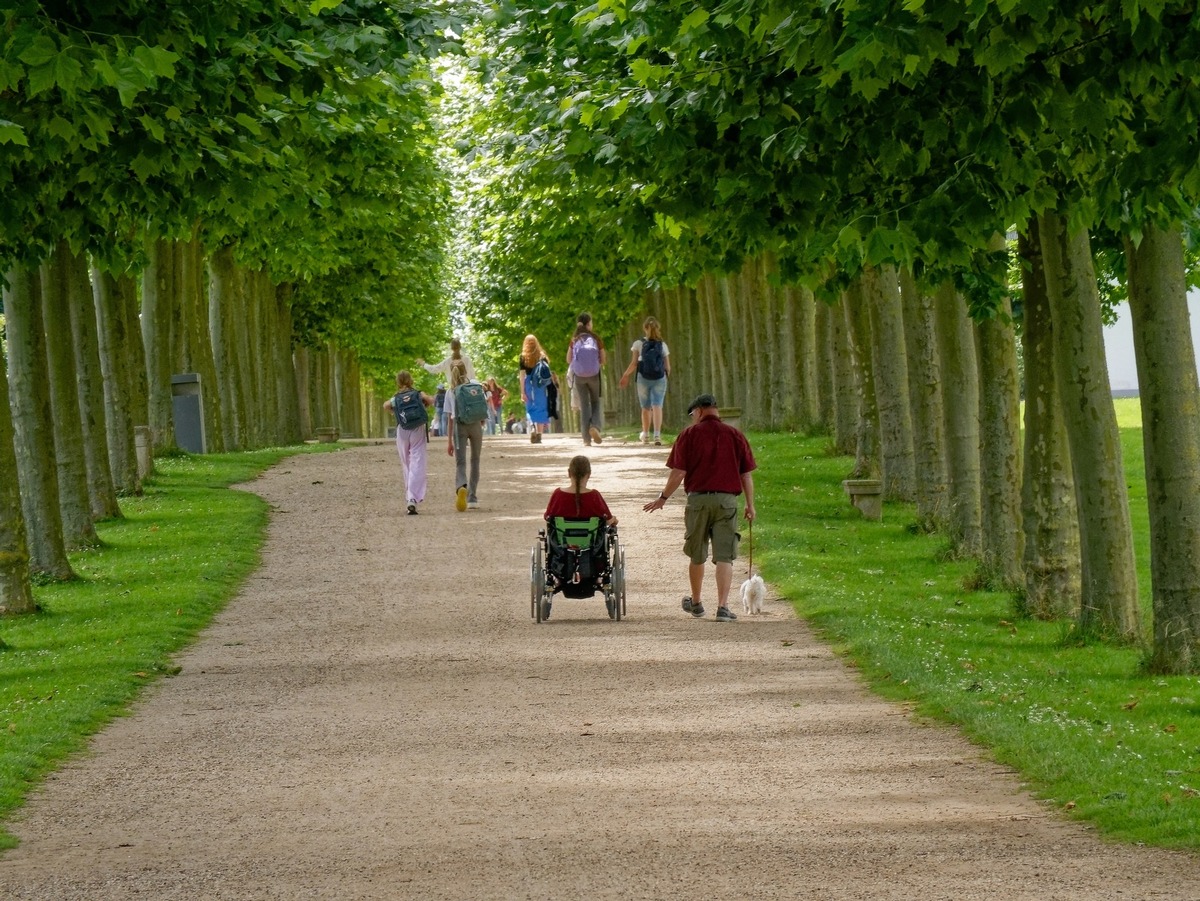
xmin=638 ymin=338 xmax=666 ymax=379
xmin=532 ymin=359 xmax=553 ymax=388
xmin=392 ymin=389 xmax=428 ymax=431
xmin=454 ymin=382 xmax=489 ymax=424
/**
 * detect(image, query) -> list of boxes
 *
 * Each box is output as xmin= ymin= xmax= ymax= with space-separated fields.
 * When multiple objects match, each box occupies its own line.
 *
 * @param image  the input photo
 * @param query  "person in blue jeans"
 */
xmin=618 ymin=316 xmax=671 ymax=445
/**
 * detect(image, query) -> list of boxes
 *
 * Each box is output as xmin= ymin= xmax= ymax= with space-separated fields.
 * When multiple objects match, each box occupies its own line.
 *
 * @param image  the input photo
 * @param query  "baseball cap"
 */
xmin=687 ymin=393 xmax=717 ymax=414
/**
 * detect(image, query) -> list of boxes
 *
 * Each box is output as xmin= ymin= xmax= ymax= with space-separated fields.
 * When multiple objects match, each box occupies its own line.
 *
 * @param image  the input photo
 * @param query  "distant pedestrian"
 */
xmin=382 ymin=371 xmax=433 ymax=515
xmin=642 ymin=393 xmax=756 ymax=622
xmin=445 ymin=353 xmax=486 ymax=511
xmin=618 ymin=316 xmax=670 ymax=446
xmin=433 ymin=385 xmax=446 ymax=436
xmin=483 ymin=377 xmax=508 ymax=436
xmin=520 ymin=335 xmax=552 ymax=443
xmin=567 ymin=312 xmax=606 ymax=446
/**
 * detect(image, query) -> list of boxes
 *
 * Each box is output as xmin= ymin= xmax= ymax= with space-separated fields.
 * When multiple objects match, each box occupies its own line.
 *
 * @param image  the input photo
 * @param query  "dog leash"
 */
xmin=746 ymin=519 xmax=754 ymax=579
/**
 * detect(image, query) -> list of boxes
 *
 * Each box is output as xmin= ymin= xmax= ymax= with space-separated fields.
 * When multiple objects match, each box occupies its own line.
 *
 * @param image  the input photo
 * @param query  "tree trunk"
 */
xmin=863 ymin=265 xmax=915 ymax=501
xmin=793 ymin=284 xmax=819 ymax=431
xmin=177 ymin=237 xmax=223 ymax=453
xmin=1039 ymin=210 xmax=1140 ymax=641
xmin=843 ymin=280 xmax=881 ymax=480
xmin=714 ymin=273 xmax=737 ymax=407
xmin=209 ymin=245 xmax=242 ymax=451
xmin=898 ymin=268 xmax=948 ymax=530
xmin=92 ymin=267 xmax=144 ymax=495
xmin=934 ymin=281 xmax=982 ymax=556
xmin=294 ymin=345 xmax=313 ymax=441
xmin=815 ymin=298 xmax=836 ymax=435
xmin=273 ymin=286 xmax=302 ymax=445
xmin=0 ymin=335 xmax=36 ymax=614
xmin=41 ymin=248 xmax=100 ymax=549
xmin=763 ymin=256 xmax=799 ymax=428
xmin=4 ymin=267 xmax=74 ymax=579
xmin=829 ymin=295 xmax=857 ymax=456
xmin=142 ymin=238 xmax=176 ymax=450
xmin=1017 ymin=225 xmax=1080 ymax=618
xmin=65 ymin=251 xmax=121 ymax=520
xmin=1125 ymin=223 xmax=1200 ymax=672
xmin=975 ymin=237 xmax=1024 ymax=590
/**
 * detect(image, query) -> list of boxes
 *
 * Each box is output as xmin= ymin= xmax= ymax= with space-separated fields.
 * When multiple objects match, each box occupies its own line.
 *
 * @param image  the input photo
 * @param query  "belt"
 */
xmin=689 ymin=490 xmax=732 ymax=495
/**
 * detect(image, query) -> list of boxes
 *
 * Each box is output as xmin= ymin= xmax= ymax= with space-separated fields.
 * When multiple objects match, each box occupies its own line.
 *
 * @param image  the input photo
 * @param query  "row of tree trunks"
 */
xmin=4 ymin=267 xmax=74 ymax=579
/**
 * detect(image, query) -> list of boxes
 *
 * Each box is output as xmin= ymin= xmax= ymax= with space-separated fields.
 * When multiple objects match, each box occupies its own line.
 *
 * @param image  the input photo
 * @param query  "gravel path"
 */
xmin=3 ymin=433 xmax=1200 ymax=899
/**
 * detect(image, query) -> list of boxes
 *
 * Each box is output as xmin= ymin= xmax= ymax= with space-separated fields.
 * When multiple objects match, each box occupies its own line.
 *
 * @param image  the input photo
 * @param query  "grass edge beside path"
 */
xmin=0 ymin=445 xmax=337 ymax=850
xmin=751 ymin=427 xmax=1200 ymax=852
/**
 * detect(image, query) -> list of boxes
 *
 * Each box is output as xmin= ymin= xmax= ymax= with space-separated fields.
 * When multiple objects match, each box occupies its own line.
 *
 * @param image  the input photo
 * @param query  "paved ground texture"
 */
xmin=4 ymin=433 xmax=1200 ymax=900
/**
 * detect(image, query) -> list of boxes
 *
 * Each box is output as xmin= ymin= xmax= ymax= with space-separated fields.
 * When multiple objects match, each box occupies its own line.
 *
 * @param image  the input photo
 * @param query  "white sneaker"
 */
xmin=639 ymin=431 xmax=648 ymax=444
xmin=467 ymin=501 xmax=478 ymax=509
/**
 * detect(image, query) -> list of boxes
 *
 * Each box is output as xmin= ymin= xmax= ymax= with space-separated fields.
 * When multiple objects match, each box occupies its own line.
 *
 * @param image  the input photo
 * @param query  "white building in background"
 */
xmin=1103 ymin=288 xmax=1200 ymax=397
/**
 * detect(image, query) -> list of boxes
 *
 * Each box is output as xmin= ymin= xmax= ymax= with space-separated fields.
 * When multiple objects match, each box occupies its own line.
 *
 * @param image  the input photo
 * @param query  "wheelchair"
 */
xmin=530 ymin=516 xmax=627 ymax=623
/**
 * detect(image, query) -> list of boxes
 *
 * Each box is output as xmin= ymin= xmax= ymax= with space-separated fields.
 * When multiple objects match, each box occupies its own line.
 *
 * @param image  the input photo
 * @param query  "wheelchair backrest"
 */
xmin=548 ymin=516 xmax=603 ymax=549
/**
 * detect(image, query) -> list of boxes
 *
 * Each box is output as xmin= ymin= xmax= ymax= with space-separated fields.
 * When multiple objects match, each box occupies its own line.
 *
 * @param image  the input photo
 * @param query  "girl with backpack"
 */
xmin=519 ymin=334 xmax=552 ymax=444
xmin=382 ymin=371 xmax=433 ymax=515
xmin=567 ymin=312 xmax=607 ymax=446
xmin=618 ymin=316 xmax=671 ymax=445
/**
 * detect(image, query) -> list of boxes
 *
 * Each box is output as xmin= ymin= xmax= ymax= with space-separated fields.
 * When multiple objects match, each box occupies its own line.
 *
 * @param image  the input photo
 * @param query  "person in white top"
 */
xmin=418 ymin=338 xmax=477 ymax=384
xmin=618 ymin=316 xmax=671 ymax=445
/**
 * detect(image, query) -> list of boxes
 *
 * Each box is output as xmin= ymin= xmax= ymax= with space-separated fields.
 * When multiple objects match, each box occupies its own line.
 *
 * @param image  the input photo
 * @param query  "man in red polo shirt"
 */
xmin=642 ymin=393 xmax=757 ymax=621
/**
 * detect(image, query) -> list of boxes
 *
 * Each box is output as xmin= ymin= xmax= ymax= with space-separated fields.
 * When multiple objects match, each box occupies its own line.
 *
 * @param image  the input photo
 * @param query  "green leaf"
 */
xmin=53 ymin=52 xmax=85 ymax=95
xmin=18 ymin=36 xmax=58 ymax=68
xmin=0 ymin=60 xmax=25 ymax=93
xmin=139 ymin=114 xmax=165 ymax=141
xmin=679 ymin=9 xmax=710 ymax=36
xmin=309 ymin=0 xmax=343 ymax=13
xmin=235 ymin=112 xmax=263 ymax=136
xmin=26 ymin=63 xmax=56 ymax=98
xmin=0 ymin=121 xmax=28 ymax=146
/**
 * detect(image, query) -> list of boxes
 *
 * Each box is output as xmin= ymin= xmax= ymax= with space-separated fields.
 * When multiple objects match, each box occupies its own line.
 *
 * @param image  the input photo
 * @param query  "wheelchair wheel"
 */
xmin=616 ymin=546 xmax=627 ymax=617
xmin=531 ymin=543 xmax=544 ymax=621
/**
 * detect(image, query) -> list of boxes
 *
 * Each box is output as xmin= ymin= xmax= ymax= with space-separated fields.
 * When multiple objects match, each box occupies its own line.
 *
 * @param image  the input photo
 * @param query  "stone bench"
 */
xmin=315 ymin=427 xmax=340 ymax=443
xmin=842 ymin=478 xmax=883 ymax=521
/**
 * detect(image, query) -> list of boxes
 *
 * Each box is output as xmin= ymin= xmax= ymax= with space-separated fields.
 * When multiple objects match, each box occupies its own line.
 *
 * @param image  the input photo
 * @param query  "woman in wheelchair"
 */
xmin=533 ymin=456 xmax=626 ymax=621
xmin=544 ymin=455 xmax=618 ymax=526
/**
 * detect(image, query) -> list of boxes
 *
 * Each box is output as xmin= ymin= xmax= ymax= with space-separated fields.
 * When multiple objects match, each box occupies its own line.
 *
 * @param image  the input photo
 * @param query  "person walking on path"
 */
xmin=444 ymin=352 xmax=485 ymax=511
xmin=567 ymin=312 xmax=606 ymax=446
xmin=483 ymin=377 xmax=508 ymax=436
xmin=382 ymin=371 xmax=433 ymax=515
xmin=519 ymin=335 xmax=552 ymax=443
xmin=618 ymin=315 xmax=670 ymax=446
xmin=642 ymin=393 xmax=756 ymax=622
xmin=418 ymin=338 xmax=477 ymax=392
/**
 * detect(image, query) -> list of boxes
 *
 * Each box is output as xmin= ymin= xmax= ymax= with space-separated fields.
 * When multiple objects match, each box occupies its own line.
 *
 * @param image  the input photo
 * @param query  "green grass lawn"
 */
xmin=750 ymin=409 xmax=1200 ymax=850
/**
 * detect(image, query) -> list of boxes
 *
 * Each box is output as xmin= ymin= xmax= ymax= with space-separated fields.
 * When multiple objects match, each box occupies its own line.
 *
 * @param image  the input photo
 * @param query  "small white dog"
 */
xmin=740 ymin=573 xmax=766 ymax=615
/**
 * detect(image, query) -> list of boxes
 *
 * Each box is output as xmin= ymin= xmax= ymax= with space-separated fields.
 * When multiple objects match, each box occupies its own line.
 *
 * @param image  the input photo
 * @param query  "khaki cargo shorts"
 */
xmin=683 ymin=492 xmax=741 ymax=564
